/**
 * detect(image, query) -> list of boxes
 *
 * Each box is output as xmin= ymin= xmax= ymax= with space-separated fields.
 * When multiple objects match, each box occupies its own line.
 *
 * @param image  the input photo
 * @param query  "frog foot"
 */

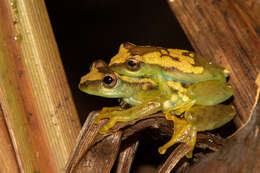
xmin=97 ymin=112 xmax=139 ymax=134
xmin=94 ymin=107 xmax=122 ymax=125
xmin=165 ymin=101 xmax=196 ymax=118
xmin=94 ymin=114 xmax=119 ymax=134
xmin=158 ymin=116 xmax=197 ymax=158
xmin=94 ymin=113 xmax=111 ymax=125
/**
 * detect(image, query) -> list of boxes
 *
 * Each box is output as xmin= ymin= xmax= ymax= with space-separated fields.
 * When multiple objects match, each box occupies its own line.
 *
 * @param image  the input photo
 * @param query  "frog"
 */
xmin=108 ymin=43 xmax=232 ymax=114
xmin=79 ymin=60 xmax=236 ymax=158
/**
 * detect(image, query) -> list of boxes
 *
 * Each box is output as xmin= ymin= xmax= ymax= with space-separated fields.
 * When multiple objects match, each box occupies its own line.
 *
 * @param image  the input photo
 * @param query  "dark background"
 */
xmin=45 ymin=0 xmax=193 ymax=171
xmin=44 ymin=0 xmax=192 ymax=123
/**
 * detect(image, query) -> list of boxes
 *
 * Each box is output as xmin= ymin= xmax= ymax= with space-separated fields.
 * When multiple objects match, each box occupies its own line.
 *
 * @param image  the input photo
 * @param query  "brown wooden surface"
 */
xmin=168 ymin=0 xmax=260 ymax=126
xmin=116 ymin=140 xmax=139 ymax=173
xmin=0 ymin=107 xmax=20 ymax=173
xmin=157 ymin=144 xmax=191 ymax=173
xmin=66 ymin=112 xmax=225 ymax=173
xmin=0 ymin=0 xmax=81 ymax=172
xmin=73 ymin=131 xmax=122 ymax=173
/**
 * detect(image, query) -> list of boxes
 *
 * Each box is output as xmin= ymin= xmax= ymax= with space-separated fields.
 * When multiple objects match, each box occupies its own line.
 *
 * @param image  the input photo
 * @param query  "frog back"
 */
xmin=109 ymin=43 xmax=228 ymax=84
xmin=162 ymin=49 xmax=228 ymax=83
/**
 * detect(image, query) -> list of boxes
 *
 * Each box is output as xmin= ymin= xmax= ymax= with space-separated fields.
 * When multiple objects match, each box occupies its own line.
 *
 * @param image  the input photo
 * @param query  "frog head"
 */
xmin=109 ymin=42 xmax=206 ymax=78
xmin=108 ymin=42 xmax=162 ymax=78
xmin=79 ymin=59 xmax=158 ymax=98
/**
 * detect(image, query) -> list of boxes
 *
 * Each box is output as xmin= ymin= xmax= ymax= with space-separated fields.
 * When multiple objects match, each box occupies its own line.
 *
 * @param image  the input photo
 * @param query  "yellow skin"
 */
xmin=79 ymin=60 xmax=236 ymax=158
xmin=108 ymin=43 xmax=231 ymax=114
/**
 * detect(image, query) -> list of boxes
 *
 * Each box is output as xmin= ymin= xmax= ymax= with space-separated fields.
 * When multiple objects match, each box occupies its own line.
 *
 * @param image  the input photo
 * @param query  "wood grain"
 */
xmin=0 ymin=0 xmax=81 ymax=172
xmin=116 ymin=140 xmax=139 ymax=173
xmin=168 ymin=0 xmax=260 ymax=126
xmin=0 ymin=107 xmax=20 ymax=173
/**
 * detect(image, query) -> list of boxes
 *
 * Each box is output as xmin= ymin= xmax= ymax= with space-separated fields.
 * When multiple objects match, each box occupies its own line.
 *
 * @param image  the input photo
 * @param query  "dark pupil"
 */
xmin=103 ymin=76 xmax=113 ymax=84
xmin=128 ymin=60 xmax=136 ymax=67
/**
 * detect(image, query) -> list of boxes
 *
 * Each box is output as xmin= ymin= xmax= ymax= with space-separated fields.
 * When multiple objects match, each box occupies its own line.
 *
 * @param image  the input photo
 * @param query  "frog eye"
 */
xmin=126 ymin=58 xmax=140 ymax=71
xmin=102 ymin=73 xmax=117 ymax=88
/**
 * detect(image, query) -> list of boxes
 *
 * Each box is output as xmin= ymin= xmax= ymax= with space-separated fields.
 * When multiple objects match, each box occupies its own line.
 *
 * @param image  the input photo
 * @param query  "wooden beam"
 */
xmin=0 ymin=0 xmax=81 ymax=172
xmin=168 ymin=0 xmax=260 ymax=126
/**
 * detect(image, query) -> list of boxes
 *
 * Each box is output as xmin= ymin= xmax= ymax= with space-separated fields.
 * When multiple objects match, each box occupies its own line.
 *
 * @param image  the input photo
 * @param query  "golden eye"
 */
xmin=126 ymin=58 xmax=140 ymax=71
xmin=102 ymin=73 xmax=117 ymax=88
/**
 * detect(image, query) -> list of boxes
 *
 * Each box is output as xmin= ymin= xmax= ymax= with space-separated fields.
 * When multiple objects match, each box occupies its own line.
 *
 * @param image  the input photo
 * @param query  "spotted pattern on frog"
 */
xmin=109 ymin=43 xmax=204 ymax=74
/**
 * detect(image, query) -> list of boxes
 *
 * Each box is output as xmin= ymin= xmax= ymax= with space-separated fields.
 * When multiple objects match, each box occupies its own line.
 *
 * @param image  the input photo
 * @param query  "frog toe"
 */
xmin=99 ymin=106 xmax=122 ymax=114
xmin=94 ymin=113 xmax=113 ymax=124
xmin=98 ymin=117 xmax=118 ymax=134
xmin=158 ymin=146 xmax=167 ymax=155
xmin=98 ymin=127 xmax=109 ymax=134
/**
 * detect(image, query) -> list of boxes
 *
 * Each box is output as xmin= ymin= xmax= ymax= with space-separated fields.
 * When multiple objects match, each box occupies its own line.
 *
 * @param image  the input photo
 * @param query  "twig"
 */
xmin=157 ymin=144 xmax=191 ymax=173
xmin=116 ymin=140 xmax=139 ymax=173
xmin=66 ymin=112 xmax=225 ymax=173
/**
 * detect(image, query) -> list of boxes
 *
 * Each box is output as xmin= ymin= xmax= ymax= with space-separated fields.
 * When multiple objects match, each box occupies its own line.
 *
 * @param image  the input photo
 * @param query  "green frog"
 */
xmin=79 ymin=60 xmax=236 ymax=157
xmin=108 ymin=43 xmax=231 ymax=114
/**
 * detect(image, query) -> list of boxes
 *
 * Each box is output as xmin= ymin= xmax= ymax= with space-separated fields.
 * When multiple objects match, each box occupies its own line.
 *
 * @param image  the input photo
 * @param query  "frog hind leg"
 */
xmin=98 ymin=100 xmax=162 ymax=134
xmin=187 ymin=80 xmax=233 ymax=106
xmin=158 ymin=115 xmax=197 ymax=158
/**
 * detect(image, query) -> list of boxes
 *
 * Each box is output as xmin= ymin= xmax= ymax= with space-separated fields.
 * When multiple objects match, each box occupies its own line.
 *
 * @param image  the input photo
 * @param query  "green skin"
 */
xmin=109 ymin=43 xmax=229 ymax=98
xmin=79 ymin=60 xmax=236 ymax=157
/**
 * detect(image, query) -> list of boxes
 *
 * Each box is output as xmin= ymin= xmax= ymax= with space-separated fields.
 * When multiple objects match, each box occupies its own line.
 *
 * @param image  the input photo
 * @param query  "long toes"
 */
xmin=186 ymin=151 xmax=193 ymax=158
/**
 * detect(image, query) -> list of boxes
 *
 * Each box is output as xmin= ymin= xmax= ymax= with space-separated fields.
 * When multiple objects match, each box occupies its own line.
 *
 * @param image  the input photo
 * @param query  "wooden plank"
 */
xmin=0 ymin=107 xmax=20 ymax=173
xmin=0 ymin=0 xmax=81 ymax=172
xmin=168 ymin=0 xmax=260 ymax=126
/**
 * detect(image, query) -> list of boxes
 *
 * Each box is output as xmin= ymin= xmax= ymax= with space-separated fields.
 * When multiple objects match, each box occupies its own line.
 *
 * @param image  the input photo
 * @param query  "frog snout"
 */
xmin=79 ymin=82 xmax=88 ymax=90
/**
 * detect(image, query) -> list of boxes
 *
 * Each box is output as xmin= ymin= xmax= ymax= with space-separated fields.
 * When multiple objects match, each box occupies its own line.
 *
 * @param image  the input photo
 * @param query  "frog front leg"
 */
xmin=153 ymin=73 xmax=172 ymax=98
xmin=95 ymin=100 xmax=163 ymax=134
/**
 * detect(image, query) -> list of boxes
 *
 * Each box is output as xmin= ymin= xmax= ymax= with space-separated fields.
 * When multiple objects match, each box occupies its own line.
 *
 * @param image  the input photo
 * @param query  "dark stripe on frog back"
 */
xmin=182 ymin=51 xmax=209 ymax=66
xmin=128 ymin=45 xmax=162 ymax=56
xmin=160 ymin=50 xmax=225 ymax=83
xmin=127 ymin=44 xmax=181 ymax=63
xmin=125 ymin=43 xmax=198 ymax=64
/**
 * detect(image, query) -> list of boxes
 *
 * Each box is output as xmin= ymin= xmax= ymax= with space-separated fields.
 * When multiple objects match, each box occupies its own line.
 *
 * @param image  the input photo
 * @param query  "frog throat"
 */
xmin=109 ymin=43 xmax=204 ymax=74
